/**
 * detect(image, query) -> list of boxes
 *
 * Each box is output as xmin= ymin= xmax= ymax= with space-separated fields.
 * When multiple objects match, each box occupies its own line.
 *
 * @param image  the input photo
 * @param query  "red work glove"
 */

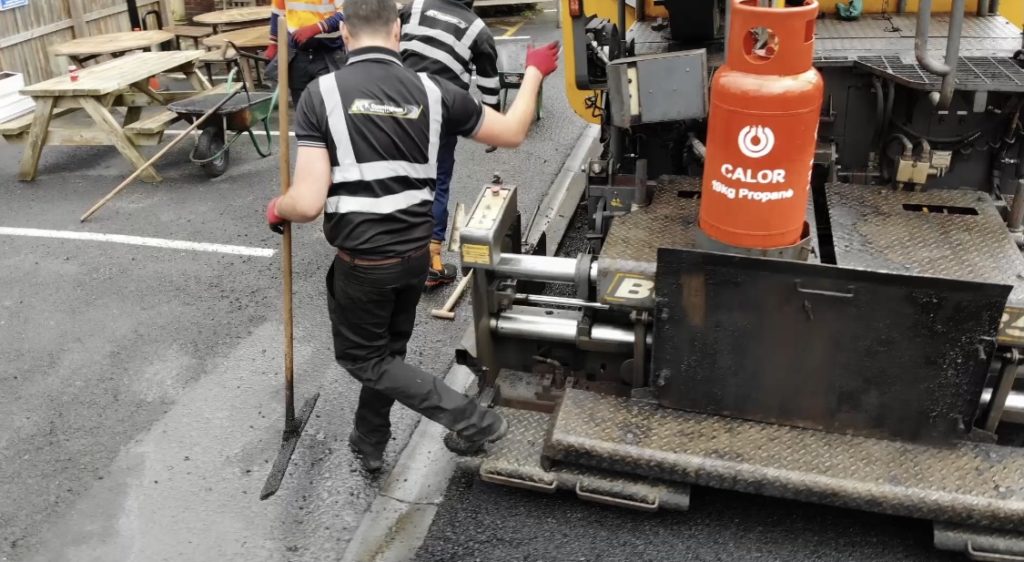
xmin=264 ymin=41 xmax=278 ymax=61
xmin=266 ymin=196 xmax=287 ymax=234
xmin=292 ymin=22 xmax=324 ymax=45
xmin=525 ymin=41 xmax=560 ymax=78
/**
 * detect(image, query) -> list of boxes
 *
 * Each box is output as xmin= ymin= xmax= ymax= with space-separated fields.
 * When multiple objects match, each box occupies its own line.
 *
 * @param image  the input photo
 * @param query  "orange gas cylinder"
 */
xmin=698 ymin=0 xmax=824 ymax=249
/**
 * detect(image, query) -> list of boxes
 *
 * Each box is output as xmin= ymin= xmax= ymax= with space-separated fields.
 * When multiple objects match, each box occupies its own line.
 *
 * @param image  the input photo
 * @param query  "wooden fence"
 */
xmin=0 ymin=0 xmax=172 ymax=86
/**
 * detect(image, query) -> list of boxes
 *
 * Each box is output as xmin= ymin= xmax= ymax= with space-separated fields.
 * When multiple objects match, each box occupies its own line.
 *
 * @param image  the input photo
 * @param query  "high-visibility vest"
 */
xmin=271 ymin=0 xmax=344 ymax=37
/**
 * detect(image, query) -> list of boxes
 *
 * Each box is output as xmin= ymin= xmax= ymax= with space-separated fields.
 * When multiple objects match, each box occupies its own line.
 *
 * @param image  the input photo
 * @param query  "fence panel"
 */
xmin=0 ymin=0 xmax=166 ymax=86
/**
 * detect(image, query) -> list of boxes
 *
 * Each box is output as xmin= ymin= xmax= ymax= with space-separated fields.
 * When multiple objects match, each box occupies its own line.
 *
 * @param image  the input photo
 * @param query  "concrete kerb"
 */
xmin=340 ymin=364 xmax=475 ymax=562
xmin=341 ymin=124 xmax=601 ymax=562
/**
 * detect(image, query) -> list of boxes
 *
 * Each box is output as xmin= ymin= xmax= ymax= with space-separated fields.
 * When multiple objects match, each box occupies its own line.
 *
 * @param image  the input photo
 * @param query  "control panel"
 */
xmin=459 ymin=183 xmax=518 ymax=267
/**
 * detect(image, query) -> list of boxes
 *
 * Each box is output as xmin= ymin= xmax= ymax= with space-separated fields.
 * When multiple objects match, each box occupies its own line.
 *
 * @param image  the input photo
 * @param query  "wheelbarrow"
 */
xmin=495 ymin=36 xmax=542 ymax=120
xmin=168 ymin=67 xmax=278 ymax=177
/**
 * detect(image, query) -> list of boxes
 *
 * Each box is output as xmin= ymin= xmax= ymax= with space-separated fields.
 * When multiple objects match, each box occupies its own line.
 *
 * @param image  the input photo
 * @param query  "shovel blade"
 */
xmin=259 ymin=392 xmax=320 ymax=500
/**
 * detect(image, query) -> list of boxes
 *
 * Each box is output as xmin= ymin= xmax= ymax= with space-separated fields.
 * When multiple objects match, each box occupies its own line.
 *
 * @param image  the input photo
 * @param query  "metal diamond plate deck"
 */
xmin=855 ymin=55 xmax=1024 ymax=92
xmin=478 ymin=407 xmax=690 ymax=511
xmin=599 ymin=176 xmax=818 ymax=283
xmin=599 ymin=176 xmax=702 ymax=278
xmin=545 ymin=388 xmax=1024 ymax=531
xmin=826 ymin=184 xmax=1024 ymax=307
xmin=814 ymin=14 xmax=1021 ymax=58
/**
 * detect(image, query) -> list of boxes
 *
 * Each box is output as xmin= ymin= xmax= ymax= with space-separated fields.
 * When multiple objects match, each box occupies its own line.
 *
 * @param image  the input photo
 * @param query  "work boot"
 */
xmin=348 ymin=429 xmax=387 ymax=473
xmin=443 ymin=413 xmax=509 ymax=455
xmin=426 ymin=240 xmax=458 ymax=290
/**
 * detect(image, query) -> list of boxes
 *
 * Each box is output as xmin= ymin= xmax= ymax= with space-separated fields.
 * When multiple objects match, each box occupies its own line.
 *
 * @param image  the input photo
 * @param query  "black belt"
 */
xmin=336 ymin=245 xmax=427 ymax=266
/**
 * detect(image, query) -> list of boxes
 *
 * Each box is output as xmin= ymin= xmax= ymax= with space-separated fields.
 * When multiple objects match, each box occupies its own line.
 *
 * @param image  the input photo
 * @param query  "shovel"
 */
xmin=260 ymin=32 xmax=320 ymax=501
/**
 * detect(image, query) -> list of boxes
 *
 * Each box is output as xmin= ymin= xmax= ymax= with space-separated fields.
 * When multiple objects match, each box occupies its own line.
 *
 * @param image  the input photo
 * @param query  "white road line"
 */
xmin=0 ymin=227 xmax=276 ymax=257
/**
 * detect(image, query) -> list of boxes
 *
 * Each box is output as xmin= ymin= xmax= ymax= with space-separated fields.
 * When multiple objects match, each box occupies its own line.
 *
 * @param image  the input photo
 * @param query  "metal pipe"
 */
xmin=991 ymin=0 xmax=1000 ymax=13
xmin=872 ymin=77 xmax=885 ymax=146
xmin=1009 ymin=179 xmax=1024 ymax=233
xmin=126 ymin=0 xmax=142 ymax=30
xmin=492 ymin=311 xmax=643 ymax=346
xmin=616 ymin=0 xmax=627 ymax=58
xmin=980 ymin=389 xmax=1024 ymax=425
xmin=977 ymin=0 xmax=991 ymax=16
xmin=897 ymin=0 xmax=907 ymax=12
xmin=982 ymin=350 xmax=1020 ymax=432
xmin=494 ymin=254 xmax=580 ymax=284
xmin=514 ymin=294 xmax=611 ymax=310
xmin=914 ymin=0 xmax=966 ymax=109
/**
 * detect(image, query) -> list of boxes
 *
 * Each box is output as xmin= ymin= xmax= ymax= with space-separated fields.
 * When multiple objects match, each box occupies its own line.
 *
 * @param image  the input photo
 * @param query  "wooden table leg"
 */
xmin=79 ymin=96 xmax=162 ymax=183
xmin=184 ymin=67 xmax=212 ymax=91
xmin=123 ymin=106 xmax=143 ymax=127
xmin=17 ymin=97 xmax=57 ymax=181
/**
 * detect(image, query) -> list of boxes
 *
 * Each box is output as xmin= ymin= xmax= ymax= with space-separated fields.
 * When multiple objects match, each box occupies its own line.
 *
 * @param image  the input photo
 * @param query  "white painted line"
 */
xmin=544 ymin=8 xmax=557 ymax=11
xmin=0 ymin=227 xmax=276 ymax=257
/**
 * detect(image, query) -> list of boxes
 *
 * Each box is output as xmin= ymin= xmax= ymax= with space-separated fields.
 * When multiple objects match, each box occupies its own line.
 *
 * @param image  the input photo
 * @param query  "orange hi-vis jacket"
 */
xmin=270 ymin=0 xmax=344 ymax=43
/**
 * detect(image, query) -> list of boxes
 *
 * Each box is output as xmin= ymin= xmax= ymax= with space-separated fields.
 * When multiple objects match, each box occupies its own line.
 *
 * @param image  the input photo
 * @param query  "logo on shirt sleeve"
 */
xmin=349 ymin=99 xmax=423 ymax=119
xmin=424 ymin=9 xmax=467 ymax=28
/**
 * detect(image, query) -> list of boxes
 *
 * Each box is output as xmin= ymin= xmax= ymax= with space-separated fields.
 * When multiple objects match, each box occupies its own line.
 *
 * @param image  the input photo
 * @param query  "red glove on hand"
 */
xmin=266 ymin=196 xmax=287 ymax=234
xmin=525 ymin=41 xmax=560 ymax=78
xmin=264 ymin=42 xmax=278 ymax=61
xmin=292 ymin=22 xmax=324 ymax=45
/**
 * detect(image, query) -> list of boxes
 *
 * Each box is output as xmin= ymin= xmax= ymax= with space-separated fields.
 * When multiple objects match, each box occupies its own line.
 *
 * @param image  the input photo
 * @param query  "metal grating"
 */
xmin=826 ymin=184 xmax=1024 ymax=307
xmin=855 ymin=55 xmax=1024 ymax=92
xmin=545 ymin=388 xmax=1024 ymax=531
xmin=476 ymin=407 xmax=691 ymax=511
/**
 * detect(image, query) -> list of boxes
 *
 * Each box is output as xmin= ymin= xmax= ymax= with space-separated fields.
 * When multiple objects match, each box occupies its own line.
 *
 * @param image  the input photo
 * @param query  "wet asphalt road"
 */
xmin=0 ymin=9 xmax=583 ymax=561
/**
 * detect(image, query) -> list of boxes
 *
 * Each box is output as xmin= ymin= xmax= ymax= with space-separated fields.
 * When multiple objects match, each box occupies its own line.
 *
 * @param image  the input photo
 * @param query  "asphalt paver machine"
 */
xmin=454 ymin=0 xmax=1024 ymax=556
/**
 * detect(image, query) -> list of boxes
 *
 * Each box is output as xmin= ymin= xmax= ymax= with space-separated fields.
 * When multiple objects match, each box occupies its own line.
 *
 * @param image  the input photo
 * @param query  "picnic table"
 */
xmin=51 ymin=30 xmax=176 ymax=66
xmin=4 ymin=51 xmax=211 ymax=183
xmin=202 ymin=27 xmax=271 ymax=90
xmin=193 ymin=7 xmax=273 ymax=32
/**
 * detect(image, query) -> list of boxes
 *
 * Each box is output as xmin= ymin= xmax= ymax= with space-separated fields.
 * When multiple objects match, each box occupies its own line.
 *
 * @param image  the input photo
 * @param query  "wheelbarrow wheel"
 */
xmin=197 ymin=127 xmax=230 ymax=178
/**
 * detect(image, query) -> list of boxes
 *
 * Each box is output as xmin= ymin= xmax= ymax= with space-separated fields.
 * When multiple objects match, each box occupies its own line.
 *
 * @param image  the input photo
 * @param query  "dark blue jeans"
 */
xmin=432 ymin=135 xmax=458 ymax=241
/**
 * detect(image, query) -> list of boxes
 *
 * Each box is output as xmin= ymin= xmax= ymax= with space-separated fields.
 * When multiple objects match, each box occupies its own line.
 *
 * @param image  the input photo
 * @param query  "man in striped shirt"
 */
xmin=265 ymin=0 xmax=559 ymax=471
xmin=399 ymin=0 xmax=502 ymax=288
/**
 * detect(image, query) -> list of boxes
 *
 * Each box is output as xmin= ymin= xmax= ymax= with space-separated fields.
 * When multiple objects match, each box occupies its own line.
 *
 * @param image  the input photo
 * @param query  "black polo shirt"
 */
xmin=294 ymin=46 xmax=484 ymax=257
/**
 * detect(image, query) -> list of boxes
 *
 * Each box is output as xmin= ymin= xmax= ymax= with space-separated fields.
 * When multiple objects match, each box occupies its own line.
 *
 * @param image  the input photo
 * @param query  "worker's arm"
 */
xmin=266 ymin=83 xmax=333 ymax=231
xmin=266 ymin=0 xmax=285 ymax=58
xmin=472 ymin=42 xmax=558 ymax=148
xmin=271 ymin=147 xmax=332 ymax=224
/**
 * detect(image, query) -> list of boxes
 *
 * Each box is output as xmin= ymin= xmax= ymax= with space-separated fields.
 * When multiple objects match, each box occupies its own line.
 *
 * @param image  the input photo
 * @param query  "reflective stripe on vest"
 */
xmin=274 ymin=0 xmax=341 ymax=33
xmin=320 ymin=73 xmax=443 ymax=214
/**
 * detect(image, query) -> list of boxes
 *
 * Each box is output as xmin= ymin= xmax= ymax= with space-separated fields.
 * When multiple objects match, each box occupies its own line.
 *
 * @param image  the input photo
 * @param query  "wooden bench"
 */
xmin=163 ymin=25 xmax=215 ymax=49
xmin=124 ymin=109 xmax=181 ymax=145
xmin=0 ymin=107 xmax=76 ymax=142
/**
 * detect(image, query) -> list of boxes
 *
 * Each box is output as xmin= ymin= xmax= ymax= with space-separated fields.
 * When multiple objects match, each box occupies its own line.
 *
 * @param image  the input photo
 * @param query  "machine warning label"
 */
xmin=461 ymin=244 xmax=491 ymax=265
xmin=604 ymin=273 xmax=655 ymax=303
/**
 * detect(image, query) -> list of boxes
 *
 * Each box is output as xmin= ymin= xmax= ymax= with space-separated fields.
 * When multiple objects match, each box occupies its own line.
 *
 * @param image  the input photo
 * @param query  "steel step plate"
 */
xmin=473 ymin=407 xmax=690 ymax=512
xmin=544 ymin=388 xmax=1024 ymax=531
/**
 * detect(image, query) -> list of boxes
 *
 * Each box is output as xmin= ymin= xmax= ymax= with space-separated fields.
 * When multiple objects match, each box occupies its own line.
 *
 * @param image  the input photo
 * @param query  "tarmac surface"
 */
xmin=0 ymin=8 xmax=583 ymax=561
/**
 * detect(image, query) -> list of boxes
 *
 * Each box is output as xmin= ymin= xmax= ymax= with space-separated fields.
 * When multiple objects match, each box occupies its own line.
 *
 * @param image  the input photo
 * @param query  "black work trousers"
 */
xmin=326 ymin=250 xmax=500 ymax=447
xmin=267 ymin=45 xmax=346 ymax=105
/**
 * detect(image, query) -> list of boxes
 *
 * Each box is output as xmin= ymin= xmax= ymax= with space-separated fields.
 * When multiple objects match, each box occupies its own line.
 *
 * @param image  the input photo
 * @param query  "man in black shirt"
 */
xmin=400 ymin=0 xmax=502 ymax=288
xmin=265 ymin=0 xmax=559 ymax=472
